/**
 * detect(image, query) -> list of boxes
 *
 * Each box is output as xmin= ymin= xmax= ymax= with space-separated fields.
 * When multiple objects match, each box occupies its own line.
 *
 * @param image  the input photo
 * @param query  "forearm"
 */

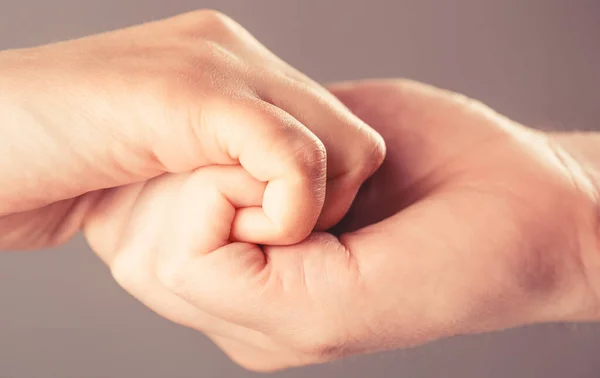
xmin=0 ymin=49 xmax=87 ymax=215
xmin=0 ymin=47 xmax=162 ymax=216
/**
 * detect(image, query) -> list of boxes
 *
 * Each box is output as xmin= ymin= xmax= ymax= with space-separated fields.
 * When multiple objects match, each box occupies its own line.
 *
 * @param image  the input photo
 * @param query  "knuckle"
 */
xmin=261 ymin=105 xmax=328 ymax=188
xmin=361 ymin=129 xmax=387 ymax=174
xmin=343 ymin=127 xmax=386 ymax=185
xmin=292 ymin=137 xmax=328 ymax=180
xmin=183 ymin=9 xmax=239 ymax=37
xmin=259 ymin=102 xmax=328 ymax=179
xmin=199 ymin=9 xmax=236 ymax=27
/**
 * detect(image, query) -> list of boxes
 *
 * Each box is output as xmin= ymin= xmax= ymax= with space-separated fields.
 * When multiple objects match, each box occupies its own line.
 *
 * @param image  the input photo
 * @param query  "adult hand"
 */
xmin=125 ymin=79 xmax=600 ymax=371
xmin=0 ymin=10 xmax=384 ymax=250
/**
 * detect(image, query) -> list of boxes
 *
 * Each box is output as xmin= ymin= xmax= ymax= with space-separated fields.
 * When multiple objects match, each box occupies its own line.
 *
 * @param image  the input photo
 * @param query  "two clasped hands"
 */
xmin=1 ymin=10 xmax=600 ymax=372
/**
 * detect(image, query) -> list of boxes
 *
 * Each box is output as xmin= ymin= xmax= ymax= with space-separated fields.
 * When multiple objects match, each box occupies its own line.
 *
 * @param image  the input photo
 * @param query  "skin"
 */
xmin=0 ymin=10 xmax=385 ymax=250
xmin=86 ymin=79 xmax=600 ymax=372
xmin=1 ymin=10 xmax=600 ymax=374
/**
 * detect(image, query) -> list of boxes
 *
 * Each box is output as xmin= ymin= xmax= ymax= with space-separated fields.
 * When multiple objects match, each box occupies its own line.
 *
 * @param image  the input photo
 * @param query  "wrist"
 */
xmin=0 ymin=48 xmax=51 ymax=214
xmin=547 ymin=131 xmax=600 ymax=321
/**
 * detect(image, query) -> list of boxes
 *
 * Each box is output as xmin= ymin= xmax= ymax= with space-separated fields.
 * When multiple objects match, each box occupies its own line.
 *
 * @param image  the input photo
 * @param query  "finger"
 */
xmin=85 ymin=169 xmax=272 ymax=342
xmin=151 ymin=167 xmax=279 ymax=327
xmin=198 ymin=165 xmax=266 ymax=209
xmin=112 ymin=251 xmax=239 ymax=339
xmin=103 ymin=209 xmax=260 ymax=342
xmin=157 ymin=231 xmax=359 ymax=335
xmin=167 ymin=165 xmax=299 ymax=249
xmin=168 ymin=165 xmax=301 ymax=245
xmin=156 ymin=240 xmax=269 ymax=326
xmin=191 ymin=98 xmax=328 ymax=245
xmin=258 ymin=77 xmax=386 ymax=230
xmin=162 ymin=166 xmax=260 ymax=260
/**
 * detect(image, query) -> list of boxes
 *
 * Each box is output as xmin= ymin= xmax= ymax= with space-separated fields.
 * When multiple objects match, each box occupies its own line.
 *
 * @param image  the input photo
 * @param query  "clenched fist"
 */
xmin=0 ymin=10 xmax=384 ymax=250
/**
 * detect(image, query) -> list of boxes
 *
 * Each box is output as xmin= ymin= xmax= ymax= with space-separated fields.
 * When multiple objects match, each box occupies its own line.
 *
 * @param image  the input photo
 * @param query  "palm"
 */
xmin=325 ymin=81 xmax=595 ymax=334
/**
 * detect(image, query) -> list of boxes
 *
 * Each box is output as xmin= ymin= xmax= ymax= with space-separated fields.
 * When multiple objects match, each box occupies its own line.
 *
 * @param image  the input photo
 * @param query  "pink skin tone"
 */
xmin=0 ymin=10 xmax=384 ymax=250
xmin=2 ymin=10 xmax=600 ymax=373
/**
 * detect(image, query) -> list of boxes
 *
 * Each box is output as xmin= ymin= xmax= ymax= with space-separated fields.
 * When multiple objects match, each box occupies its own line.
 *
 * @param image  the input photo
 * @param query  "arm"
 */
xmin=0 ymin=10 xmax=384 ymax=250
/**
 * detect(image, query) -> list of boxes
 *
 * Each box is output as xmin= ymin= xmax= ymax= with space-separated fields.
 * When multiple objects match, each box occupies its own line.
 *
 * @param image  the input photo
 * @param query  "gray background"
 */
xmin=1 ymin=0 xmax=600 ymax=377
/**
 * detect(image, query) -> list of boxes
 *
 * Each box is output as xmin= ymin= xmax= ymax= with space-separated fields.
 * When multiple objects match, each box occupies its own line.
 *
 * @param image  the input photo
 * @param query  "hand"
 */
xmin=110 ymin=79 xmax=600 ymax=372
xmin=0 ymin=10 xmax=384 ymax=250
